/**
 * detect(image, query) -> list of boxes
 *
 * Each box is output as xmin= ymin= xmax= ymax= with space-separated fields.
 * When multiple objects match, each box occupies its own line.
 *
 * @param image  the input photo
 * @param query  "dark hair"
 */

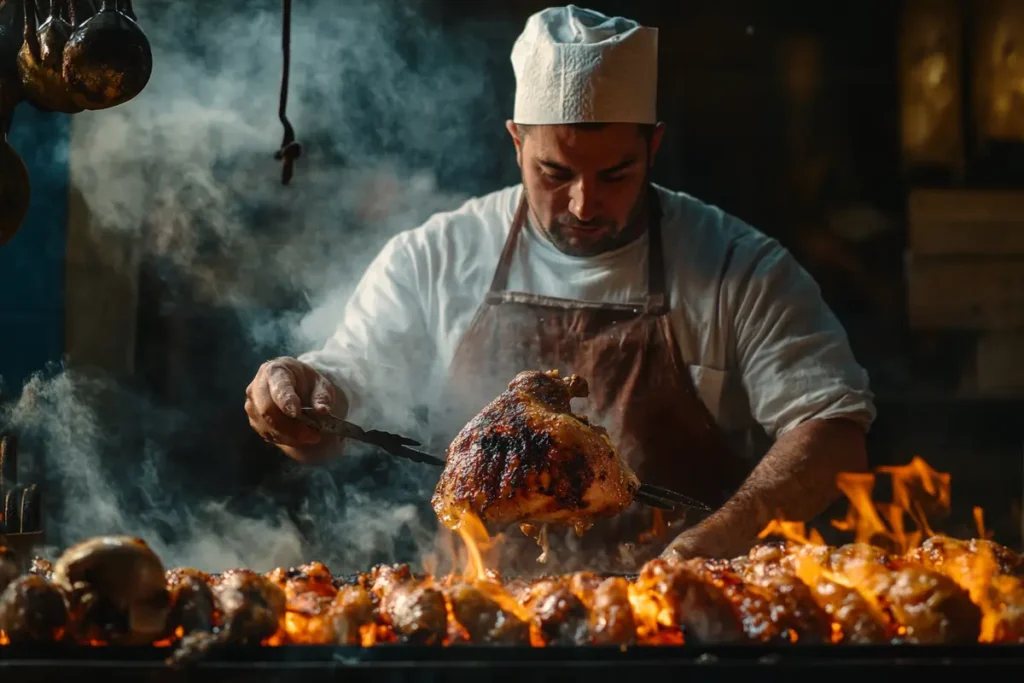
xmin=515 ymin=122 xmax=656 ymax=142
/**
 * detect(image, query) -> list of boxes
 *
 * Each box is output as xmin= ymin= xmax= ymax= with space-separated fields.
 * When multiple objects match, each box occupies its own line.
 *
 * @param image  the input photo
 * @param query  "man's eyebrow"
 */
xmin=537 ymin=157 xmax=640 ymax=174
xmin=600 ymin=156 xmax=640 ymax=174
xmin=538 ymin=159 xmax=573 ymax=173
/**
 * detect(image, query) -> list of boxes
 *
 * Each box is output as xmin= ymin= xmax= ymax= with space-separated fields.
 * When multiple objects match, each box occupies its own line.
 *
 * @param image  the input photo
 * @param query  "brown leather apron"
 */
xmin=433 ymin=186 xmax=750 ymax=575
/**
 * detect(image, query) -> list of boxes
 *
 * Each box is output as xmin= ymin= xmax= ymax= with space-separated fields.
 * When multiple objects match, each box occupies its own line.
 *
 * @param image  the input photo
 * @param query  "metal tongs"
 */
xmin=298 ymin=408 xmax=710 ymax=513
xmin=298 ymin=408 xmax=445 ymax=466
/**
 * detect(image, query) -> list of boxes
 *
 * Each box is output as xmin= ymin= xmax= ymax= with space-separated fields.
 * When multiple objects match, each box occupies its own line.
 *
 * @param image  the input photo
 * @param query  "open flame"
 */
xmin=1 ymin=457 xmax=1018 ymax=650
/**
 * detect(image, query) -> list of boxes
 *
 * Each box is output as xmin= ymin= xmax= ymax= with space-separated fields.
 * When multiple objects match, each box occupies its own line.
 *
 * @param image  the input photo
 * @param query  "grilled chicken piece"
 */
xmin=633 ymin=558 xmax=748 ymax=644
xmin=905 ymin=535 xmax=1023 ymax=579
xmin=168 ymin=569 xmax=286 ymax=668
xmin=328 ymin=585 xmax=375 ymax=645
xmin=432 ymin=371 xmax=640 ymax=537
xmin=529 ymin=582 xmax=590 ymax=645
xmin=689 ymin=560 xmax=832 ymax=643
xmin=0 ymin=575 xmax=68 ymax=643
xmin=589 ymin=577 xmax=636 ymax=645
xmin=370 ymin=563 xmax=414 ymax=598
xmin=267 ymin=561 xmax=337 ymax=601
xmin=798 ymin=572 xmax=892 ymax=643
xmin=165 ymin=568 xmax=217 ymax=636
xmin=379 ymin=581 xmax=448 ymax=644
xmin=446 ymin=583 xmax=530 ymax=644
xmin=213 ymin=569 xmax=287 ymax=643
xmin=904 ymin=535 xmax=1024 ymax=642
xmin=52 ymin=536 xmax=171 ymax=645
xmin=856 ymin=566 xmax=982 ymax=643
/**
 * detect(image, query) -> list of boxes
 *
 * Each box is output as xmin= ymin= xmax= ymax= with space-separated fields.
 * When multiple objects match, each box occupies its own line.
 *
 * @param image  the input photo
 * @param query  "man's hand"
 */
xmin=661 ymin=417 xmax=868 ymax=562
xmin=245 ymin=357 xmax=347 ymax=461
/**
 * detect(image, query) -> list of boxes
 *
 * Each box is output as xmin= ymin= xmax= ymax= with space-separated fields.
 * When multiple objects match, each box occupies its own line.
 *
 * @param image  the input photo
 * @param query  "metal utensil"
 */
xmin=299 ymin=409 xmax=711 ymax=514
xmin=298 ymin=408 xmax=446 ymax=467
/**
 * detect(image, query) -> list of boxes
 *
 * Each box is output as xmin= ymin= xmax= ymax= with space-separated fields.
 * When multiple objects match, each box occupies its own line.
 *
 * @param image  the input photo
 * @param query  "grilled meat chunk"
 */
xmin=0 ymin=575 xmax=68 ymax=643
xmin=433 ymin=370 xmax=640 ymax=536
xmin=446 ymin=583 xmax=530 ymax=644
xmin=52 ymin=536 xmax=170 ymax=645
xmin=589 ymin=577 xmax=636 ymax=645
xmin=380 ymin=582 xmax=448 ymax=645
xmin=858 ymin=566 xmax=982 ymax=644
xmin=214 ymin=569 xmax=287 ymax=644
xmin=633 ymin=558 xmax=748 ymax=644
xmin=329 ymin=585 xmax=375 ymax=646
xmin=165 ymin=568 xmax=217 ymax=636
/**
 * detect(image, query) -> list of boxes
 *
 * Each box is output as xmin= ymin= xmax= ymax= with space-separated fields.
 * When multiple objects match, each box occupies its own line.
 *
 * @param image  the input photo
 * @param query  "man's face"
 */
xmin=507 ymin=121 xmax=665 ymax=257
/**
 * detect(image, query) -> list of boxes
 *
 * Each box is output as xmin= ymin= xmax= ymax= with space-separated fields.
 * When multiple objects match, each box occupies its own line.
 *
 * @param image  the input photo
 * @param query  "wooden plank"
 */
xmin=908 ymin=189 xmax=1024 ymax=255
xmin=974 ymin=332 xmax=1024 ymax=392
xmin=906 ymin=253 xmax=1024 ymax=329
xmin=909 ymin=188 xmax=1024 ymax=223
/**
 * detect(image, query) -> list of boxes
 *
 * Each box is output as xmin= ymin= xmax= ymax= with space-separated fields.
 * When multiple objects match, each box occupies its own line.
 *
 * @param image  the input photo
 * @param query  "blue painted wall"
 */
xmin=0 ymin=106 xmax=71 ymax=398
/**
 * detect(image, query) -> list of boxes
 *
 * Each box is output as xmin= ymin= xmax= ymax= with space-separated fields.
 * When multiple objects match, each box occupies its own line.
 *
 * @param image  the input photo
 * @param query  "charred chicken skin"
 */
xmin=432 ymin=370 xmax=640 ymax=535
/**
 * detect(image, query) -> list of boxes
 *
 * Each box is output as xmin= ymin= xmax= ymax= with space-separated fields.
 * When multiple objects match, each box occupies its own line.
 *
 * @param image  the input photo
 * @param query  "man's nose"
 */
xmin=568 ymin=177 xmax=599 ymax=222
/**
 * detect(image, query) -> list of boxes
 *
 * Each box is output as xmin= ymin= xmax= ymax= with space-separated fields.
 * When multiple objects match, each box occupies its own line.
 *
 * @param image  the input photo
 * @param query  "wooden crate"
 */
xmin=908 ymin=189 xmax=1024 ymax=255
xmin=906 ymin=252 xmax=1024 ymax=329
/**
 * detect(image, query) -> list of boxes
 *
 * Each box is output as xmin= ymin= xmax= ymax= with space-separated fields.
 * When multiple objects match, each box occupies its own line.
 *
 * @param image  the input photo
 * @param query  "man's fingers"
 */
xmin=311 ymin=375 xmax=335 ymax=414
xmin=266 ymin=364 xmax=301 ymax=418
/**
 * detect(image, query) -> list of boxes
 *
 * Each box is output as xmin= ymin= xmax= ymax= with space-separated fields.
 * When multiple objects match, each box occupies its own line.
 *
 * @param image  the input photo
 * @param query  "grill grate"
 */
xmin=1 ymin=644 xmax=1023 ymax=682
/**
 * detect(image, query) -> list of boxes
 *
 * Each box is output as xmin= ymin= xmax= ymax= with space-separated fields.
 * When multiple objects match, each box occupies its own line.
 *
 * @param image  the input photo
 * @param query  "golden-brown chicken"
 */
xmin=432 ymin=370 xmax=640 ymax=535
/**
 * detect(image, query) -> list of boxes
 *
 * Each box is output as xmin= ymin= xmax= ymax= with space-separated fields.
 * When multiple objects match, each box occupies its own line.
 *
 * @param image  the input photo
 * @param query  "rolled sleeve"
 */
xmin=299 ymin=234 xmax=434 ymax=432
xmin=728 ymin=237 xmax=876 ymax=439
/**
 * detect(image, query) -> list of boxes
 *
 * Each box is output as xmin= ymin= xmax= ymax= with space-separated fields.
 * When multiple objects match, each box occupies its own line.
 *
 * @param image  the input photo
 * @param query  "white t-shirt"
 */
xmin=301 ymin=183 xmax=876 ymax=450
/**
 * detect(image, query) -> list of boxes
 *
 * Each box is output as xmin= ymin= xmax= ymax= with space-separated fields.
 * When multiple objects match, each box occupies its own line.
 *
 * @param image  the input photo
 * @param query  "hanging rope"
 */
xmin=274 ymin=0 xmax=301 ymax=185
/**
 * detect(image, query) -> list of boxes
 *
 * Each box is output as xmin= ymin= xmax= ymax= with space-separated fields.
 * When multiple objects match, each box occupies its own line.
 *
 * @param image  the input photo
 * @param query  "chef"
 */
xmin=245 ymin=5 xmax=875 ymax=565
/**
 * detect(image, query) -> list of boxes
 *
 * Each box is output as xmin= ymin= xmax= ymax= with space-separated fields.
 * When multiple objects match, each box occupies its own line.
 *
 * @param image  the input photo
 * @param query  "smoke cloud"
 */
xmin=0 ymin=0 xmax=519 ymax=572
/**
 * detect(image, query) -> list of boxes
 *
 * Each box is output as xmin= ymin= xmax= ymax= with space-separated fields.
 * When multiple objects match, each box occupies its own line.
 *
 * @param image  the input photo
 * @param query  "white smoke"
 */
xmin=0 ymin=0 xmax=519 ymax=572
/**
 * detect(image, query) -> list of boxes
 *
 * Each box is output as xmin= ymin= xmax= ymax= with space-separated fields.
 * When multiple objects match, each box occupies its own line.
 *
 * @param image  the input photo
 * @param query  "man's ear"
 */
xmin=506 ymin=119 xmax=524 ymax=168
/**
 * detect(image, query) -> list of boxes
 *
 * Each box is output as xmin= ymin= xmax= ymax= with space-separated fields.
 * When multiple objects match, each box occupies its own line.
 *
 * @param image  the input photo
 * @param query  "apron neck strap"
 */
xmin=490 ymin=185 xmax=669 ymax=315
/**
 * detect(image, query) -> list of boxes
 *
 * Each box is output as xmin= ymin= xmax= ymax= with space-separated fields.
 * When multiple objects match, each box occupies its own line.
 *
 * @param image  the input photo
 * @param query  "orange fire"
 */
xmin=0 ymin=456 xmax=1019 ymax=649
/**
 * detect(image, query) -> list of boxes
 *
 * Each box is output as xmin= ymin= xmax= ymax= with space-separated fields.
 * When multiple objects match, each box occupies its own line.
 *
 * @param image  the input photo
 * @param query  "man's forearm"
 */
xmin=665 ymin=416 xmax=868 ymax=559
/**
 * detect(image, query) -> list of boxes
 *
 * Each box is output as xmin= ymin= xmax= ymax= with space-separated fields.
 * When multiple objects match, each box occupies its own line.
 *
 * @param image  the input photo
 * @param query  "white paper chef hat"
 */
xmin=511 ymin=5 xmax=658 ymax=125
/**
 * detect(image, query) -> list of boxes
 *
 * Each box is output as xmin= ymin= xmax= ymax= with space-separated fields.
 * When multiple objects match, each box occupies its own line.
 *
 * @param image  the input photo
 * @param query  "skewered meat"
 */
xmin=379 ymin=581 xmax=448 ymax=644
xmin=432 ymin=371 xmax=640 ymax=536
xmin=446 ymin=583 xmax=530 ymax=644
xmin=165 ymin=568 xmax=217 ymax=636
xmin=52 ymin=536 xmax=170 ymax=645
xmin=0 ymin=575 xmax=68 ymax=643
